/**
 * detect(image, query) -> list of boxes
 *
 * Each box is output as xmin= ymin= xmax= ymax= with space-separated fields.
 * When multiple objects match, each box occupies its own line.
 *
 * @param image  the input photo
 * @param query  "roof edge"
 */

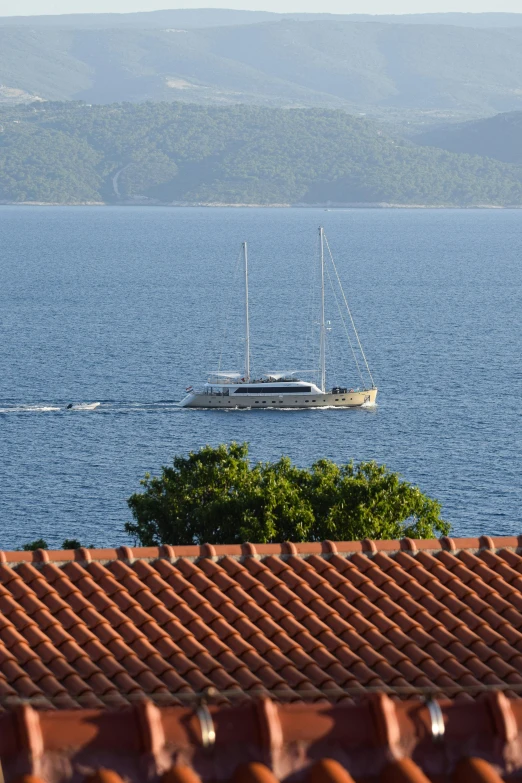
xmin=2 ymin=535 xmax=522 ymax=565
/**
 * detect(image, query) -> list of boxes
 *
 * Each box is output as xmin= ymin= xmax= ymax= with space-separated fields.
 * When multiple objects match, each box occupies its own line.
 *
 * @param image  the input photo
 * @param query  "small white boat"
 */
xmin=180 ymin=228 xmax=377 ymax=410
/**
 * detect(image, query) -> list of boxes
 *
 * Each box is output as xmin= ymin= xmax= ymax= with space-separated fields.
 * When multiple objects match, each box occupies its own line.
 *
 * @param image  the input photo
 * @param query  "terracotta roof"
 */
xmin=1 ymin=695 xmax=522 ymax=783
xmin=2 ymin=536 xmax=522 ymax=710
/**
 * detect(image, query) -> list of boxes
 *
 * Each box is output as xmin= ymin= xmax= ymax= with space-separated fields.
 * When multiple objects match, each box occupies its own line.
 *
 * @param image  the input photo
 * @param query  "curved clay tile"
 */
xmin=309 ymin=758 xmax=356 ymax=783
xmin=232 ymin=763 xmax=279 ymax=783
xmin=453 ymin=757 xmax=505 ymax=783
xmin=162 ymin=767 xmax=202 ymax=783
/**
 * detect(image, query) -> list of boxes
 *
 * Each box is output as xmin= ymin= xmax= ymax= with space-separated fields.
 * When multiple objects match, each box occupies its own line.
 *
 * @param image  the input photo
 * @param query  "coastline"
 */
xmin=1 ymin=201 xmax=521 ymax=209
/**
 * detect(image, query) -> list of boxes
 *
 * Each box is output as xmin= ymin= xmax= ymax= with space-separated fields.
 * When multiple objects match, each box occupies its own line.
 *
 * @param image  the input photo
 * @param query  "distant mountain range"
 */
xmin=1 ymin=101 xmax=522 ymax=207
xmin=1 ymin=10 xmax=522 ymax=29
xmin=415 ymin=111 xmax=522 ymax=164
xmin=1 ymin=18 xmax=522 ymax=120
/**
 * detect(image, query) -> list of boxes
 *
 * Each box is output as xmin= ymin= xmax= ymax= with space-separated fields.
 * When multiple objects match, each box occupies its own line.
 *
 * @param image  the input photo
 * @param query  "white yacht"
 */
xmin=180 ymin=228 xmax=377 ymax=410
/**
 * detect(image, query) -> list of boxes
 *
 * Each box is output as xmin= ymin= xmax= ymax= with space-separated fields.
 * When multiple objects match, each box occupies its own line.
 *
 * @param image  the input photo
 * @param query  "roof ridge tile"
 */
xmin=1 ymin=535 xmax=522 ymax=569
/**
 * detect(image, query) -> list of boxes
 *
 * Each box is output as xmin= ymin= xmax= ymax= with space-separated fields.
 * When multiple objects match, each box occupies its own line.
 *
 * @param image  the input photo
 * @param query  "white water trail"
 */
xmin=0 ymin=405 xmax=61 ymax=413
xmin=0 ymin=402 xmax=102 ymax=414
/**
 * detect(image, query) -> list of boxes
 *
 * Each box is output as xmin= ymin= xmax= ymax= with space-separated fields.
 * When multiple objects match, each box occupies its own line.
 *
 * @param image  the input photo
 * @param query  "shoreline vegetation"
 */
xmin=2 ymin=102 xmax=522 ymax=208
xmin=2 ymin=202 xmax=522 ymax=209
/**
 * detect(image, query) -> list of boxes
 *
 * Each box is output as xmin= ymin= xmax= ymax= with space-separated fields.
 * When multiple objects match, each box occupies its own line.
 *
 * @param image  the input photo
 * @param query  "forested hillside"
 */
xmin=415 ymin=112 xmax=522 ymax=164
xmin=1 ymin=20 xmax=522 ymax=118
xmin=1 ymin=102 xmax=522 ymax=206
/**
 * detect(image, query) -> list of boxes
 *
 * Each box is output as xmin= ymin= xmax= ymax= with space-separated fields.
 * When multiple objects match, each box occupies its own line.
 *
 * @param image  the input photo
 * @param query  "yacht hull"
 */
xmin=180 ymin=388 xmax=377 ymax=409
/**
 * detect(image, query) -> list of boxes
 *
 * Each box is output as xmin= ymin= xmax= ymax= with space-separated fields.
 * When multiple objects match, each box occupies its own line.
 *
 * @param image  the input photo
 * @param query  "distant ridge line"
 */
xmin=1 ymin=9 xmax=522 ymax=29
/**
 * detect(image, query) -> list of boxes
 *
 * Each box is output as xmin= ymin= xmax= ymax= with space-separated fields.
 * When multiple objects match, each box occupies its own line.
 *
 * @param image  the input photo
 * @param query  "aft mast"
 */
xmin=319 ymin=227 xmax=326 ymax=393
xmin=243 ymin=241 xmax=251 ymax=381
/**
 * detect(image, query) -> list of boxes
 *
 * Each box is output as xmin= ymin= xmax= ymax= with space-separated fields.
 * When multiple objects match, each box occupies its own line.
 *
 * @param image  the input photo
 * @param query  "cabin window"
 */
xmin=312 ymin=399 xmax=316 ymax=402
xmin=234 ymin=385 xmax=312 ymax=394
xmin=335 ymin=399 xmax=339 ymax=402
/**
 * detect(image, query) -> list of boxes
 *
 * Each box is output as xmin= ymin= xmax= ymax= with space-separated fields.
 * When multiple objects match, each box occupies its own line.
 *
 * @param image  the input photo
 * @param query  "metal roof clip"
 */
xmin=196 ymin=702 xmax=216 ymax=749
xmin=427 ymin=698 xmax=445 ymax=742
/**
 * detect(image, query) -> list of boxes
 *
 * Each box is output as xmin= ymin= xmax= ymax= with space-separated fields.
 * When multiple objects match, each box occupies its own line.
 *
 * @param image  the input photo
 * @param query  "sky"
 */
xmin=1 ymin=0 xmax=521 ymax=15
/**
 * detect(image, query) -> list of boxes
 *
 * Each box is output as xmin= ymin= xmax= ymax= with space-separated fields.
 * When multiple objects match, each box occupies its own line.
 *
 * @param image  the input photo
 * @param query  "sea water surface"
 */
xmin=0 ymin=206 xmax=520 ymax=548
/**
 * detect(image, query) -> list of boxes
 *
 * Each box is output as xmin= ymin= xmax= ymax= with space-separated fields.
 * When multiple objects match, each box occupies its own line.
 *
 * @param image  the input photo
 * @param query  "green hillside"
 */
xmin=415 ymin=111 xmax=522 ymax=164
xmin=1 ymin=21 xmax=522 ymax=117
xmin=1 ymin=102 xmax=522 ymax=206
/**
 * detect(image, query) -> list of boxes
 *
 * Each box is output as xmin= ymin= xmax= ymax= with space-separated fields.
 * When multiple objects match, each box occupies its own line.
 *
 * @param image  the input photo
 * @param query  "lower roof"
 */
xmin=1 ymin=695 xmax=520 ymax=783
xmin=0 ymin=692 xmax=522 ymax=783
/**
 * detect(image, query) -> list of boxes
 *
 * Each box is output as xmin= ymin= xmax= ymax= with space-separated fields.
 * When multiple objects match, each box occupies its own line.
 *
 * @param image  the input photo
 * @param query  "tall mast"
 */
xmin=319 ymin=227 xmax=326 ymax=393
xmin=243 ymin=241 xmax=250 ymax=381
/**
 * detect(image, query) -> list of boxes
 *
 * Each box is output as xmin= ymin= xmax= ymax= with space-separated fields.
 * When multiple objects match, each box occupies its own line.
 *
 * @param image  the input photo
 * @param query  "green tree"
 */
xmin=126 ymin=442 xmax=450 ymax=546
xmin=20 ymin=538 xmax=92 ymax=551
xmin=62 ymin=538 xmax=83 ymax=549
xmin=20 ymin=538 xmax=48 ymax=551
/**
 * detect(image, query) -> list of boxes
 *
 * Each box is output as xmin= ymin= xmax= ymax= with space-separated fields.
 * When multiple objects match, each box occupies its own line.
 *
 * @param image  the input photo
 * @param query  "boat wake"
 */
xmin=0 ymin=399 xmax=375 ymax=416
xmin=0 ymin=404 xmax=62 ymax=414
xmin=212 ymin=404 xmax=373 ymax=413
xmin=0 ymin=401 xmax=184 ymax=415
xmin=0 ymin=402 xmax=102 ymax=414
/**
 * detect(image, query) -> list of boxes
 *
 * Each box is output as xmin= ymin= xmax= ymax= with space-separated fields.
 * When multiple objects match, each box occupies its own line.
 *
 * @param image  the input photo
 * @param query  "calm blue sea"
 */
xmin=0 ymin=206 xmax=520 ymax=549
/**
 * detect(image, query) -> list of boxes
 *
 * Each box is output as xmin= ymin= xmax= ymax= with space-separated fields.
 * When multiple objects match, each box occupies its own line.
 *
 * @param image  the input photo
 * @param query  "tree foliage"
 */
xmin=1 ymin=102 xmax=522 ymax=206
xmin=21 ymin=538 xmax=49 ymax=551
xmin=416 ymin=111 xmax=522 ymax=165
xmin=20 ymin=538 xmax=91 ymax=551
xmin=126 ymin=442 xmax=450 ymax=546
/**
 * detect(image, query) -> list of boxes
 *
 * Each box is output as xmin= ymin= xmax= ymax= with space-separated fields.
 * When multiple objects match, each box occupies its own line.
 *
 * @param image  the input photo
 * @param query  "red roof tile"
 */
xmin=3 ymin=537 xmax=522 ymax=711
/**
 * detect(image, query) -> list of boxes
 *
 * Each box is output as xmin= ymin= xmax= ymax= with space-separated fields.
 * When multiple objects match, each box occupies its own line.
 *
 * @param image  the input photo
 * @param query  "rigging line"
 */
xmin=325 ymin=305 xmax=343 ymax=390
xmin=325 ymin=326 xmax=342 ymax=389
xmin=308 ymin=227 xmax=322 ymax=362
xmin=324 ymin=321 xmax=334 ymax=388
xmin=323 ymin=286 xmax=340 ymax=388
xmin=303 ymin=286 xmax=315 ymax=373
xmin=217 ymin=248 xmax=243 ymax=374
xmin=324 ymin=234 xmax=375 ymax=388
xmin=325 ymin=263 xmax=365 ymax=386
xmin=303 ymin=233 xmax=320 ymax=374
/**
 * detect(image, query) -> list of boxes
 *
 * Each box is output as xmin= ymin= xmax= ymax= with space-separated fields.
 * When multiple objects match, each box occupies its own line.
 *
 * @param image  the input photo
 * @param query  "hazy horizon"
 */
xmin=2 ymin=2 xmax=522 ymax=17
